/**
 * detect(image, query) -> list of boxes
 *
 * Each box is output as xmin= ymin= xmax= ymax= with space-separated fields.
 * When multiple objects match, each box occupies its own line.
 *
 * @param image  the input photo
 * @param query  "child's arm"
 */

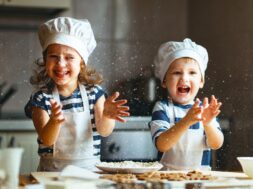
xmin=95 ymin=92 xmax=130 ymax=137
xmin=202 ymin=95 xmax=224 ymax=149
xmin=32 ymin=99 xmax=65 ymax=146
xmin=156 ymin=99 xmax=203 ymax=152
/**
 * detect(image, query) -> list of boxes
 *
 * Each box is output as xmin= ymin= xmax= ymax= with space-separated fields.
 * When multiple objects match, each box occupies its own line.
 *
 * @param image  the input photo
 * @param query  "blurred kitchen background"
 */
xmin=0 ymin=0 xmax=252 ymax=173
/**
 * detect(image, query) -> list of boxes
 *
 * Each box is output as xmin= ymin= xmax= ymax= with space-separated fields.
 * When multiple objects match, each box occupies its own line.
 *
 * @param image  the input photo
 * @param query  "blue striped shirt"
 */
xmin=25 ymin=84 xmax=105 ymax=158
xmin=149 ymin=99 xmax=221 ymax=168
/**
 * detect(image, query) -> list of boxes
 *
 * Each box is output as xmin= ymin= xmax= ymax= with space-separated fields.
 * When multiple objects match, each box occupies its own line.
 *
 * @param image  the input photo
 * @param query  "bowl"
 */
xmin=237 ymin=157 xmax=253 ymax=178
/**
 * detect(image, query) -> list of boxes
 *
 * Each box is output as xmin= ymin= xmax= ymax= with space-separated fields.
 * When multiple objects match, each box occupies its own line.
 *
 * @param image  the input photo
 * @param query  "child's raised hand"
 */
xmin=103 ymin=92 xmax=130 ymax=123
xmin=202 ymin=95 xmax=222 ymax=126
xmin=183 ymin=98 xmax=203 ymax=126
xmin=49 ymin=99 xmax=65 ymax=124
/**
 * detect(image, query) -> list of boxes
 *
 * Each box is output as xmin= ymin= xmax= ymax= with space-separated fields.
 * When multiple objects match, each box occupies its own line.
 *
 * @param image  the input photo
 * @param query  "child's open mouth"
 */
xmin=177 ymin=86 xmax=190 ymax=94
xmin=54 ymin=70 xmax=69 ymax=78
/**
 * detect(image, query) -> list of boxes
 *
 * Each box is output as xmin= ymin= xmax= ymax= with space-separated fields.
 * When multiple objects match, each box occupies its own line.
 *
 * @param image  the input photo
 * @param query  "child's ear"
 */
xmin=161 ymin=81 xmax=167 ymax=88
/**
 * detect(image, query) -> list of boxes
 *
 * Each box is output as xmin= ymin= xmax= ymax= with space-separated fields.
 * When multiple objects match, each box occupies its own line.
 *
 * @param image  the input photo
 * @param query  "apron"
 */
xmin=38 ymin=83 xmax=100 ymax=171
xmin=160 ymin=100 xmax=209 ymax=170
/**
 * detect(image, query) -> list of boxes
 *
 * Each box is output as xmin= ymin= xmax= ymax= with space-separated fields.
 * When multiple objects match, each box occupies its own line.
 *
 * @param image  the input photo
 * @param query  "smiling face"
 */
xmin=45 ymin=44 xmax=83 ymax=90
xmin=162 ymin=57 xmax=204 ymax=105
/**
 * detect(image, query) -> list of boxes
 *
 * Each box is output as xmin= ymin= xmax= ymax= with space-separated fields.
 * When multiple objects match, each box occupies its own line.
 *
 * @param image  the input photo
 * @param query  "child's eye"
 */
xmin=48 ymin=54 xmax=59 ymax=60
xmin=67 ymin=56 xmax=75 ymax=60
xmin=172 ymin=71 xmax=181 ymax=75
xmin=190 ymin=71 xmax=197 ymax=75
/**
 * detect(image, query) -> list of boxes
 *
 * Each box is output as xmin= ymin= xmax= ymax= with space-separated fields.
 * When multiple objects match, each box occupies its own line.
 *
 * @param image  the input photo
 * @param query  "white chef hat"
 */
xmin=154 ymin=38 xmax=208 ymax=82
xmin=38 ymin=17 xmax=96 ymax=64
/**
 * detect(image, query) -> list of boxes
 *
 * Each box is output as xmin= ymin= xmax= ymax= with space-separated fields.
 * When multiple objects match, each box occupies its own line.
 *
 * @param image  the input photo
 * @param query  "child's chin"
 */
xmin=176 ymin=97 xmax=192 ymax=105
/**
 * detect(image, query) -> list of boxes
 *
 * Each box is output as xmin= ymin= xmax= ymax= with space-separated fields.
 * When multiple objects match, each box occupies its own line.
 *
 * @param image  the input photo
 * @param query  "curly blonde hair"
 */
xmin=30 ymin=51 xmax=103 ymax=90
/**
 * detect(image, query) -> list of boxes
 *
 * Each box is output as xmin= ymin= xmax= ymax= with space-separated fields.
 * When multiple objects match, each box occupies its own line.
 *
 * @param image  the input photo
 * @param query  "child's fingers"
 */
xmin=115 ymin=99 xmax=128 ymax=106
xmin=209 ymin=95 xmax=221 ymax=110
xmin=115 ymin=116 xmax=126 ymax=123
xmin=50 ymin=99 xmax=61 ymax=109
xmin=54 ymin=111 xmax=63 ymax=117
xmin=188 ymin=106 xmax=200 ymax=116
xmin=203 ymin=97 xmax=209 ymax=108
xmin=108 ymin=92 xmax=120 ymax=101
xmin=211 ymin=95 xmax=217 ymax=101
xmin=211 ymin=95 xmax=220 ymax=105
xmin=193 ymin=98 xmax=201 ymax=108
xmin=118 ymin=110 xmax=130 ymax=117
xmin=217 ymin=102 xmax=222 ymax=108
xmin=49 ymin=99 xmax=57 ymax=107
xmin=187 ymin=107 xmax=203 ymax=121
xmin=118 ymin=106 xmax=130 ymax=111
xmin=213 ymin=110 xmax=221 ymax=117
xmin=50 ymin=109 xmax=65 ymax=123
xmin=195 ymin=107 xmax=203 ymax=114
xmin=52 ymin=104 xmax=62 ymax=115
xmin=214 ymin=102 xmax=222 ymax=112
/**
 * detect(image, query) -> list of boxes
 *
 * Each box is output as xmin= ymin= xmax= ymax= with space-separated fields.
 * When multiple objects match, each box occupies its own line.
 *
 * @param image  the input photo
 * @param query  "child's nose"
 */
xmin=56 ymin=56 xmax=67 ymax=65
xmin=181 ymin=73 xmax=189 ymax=81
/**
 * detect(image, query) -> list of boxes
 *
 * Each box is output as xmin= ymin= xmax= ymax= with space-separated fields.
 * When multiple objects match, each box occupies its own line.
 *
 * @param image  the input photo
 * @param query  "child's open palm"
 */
xmin=103 ymin=92 xmax=130 ymax=122
xmin=202 ymin=95 xmax=222 ymax=126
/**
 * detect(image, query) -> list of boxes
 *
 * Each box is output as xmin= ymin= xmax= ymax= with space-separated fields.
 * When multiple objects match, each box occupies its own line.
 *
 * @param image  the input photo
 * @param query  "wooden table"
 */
xmin=18 ymin=171 xmax=253 ymax=189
